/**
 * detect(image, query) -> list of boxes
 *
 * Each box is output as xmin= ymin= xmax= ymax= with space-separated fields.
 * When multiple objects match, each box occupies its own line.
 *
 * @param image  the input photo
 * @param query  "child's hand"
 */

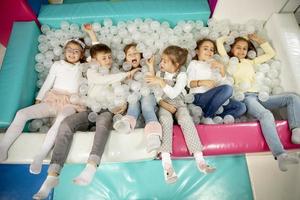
xmin=146 ymin=56 xmax=155 ymax=67
xmin=145 ymin=75 xmax=166 ymax=87
xmin=248 ymin=33 xmax=265 ymax=45
xmin=159 ymin=100 xmax=177 ymax=114
xmin=112 ymin=103 xmax=127 ymax=114
xmin=209 ymin=60 xmax=225 ymax=77
xmin=198 ymin=80 xmax=216 ymax=88
xmin=83 ymin=24 xmax=93 ymax=32
xmin=35 ymin=100 xmax=41 ymax=104
xmin=127 ymin=68 xmax=141 ymax=79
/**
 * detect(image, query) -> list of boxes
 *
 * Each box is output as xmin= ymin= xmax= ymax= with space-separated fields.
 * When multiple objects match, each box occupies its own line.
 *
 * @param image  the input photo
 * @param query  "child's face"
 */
xmin=94 ymin=52 xmax=112 ymax=68
xmin=231 ymin=40 xmax=248 ymax=59
xmin=125 ymin=46 xmax=141 ymax=68
xmin=64 ymin=43 xmax=83 ymax=64
xmin=160 ymin=54 xmax=178 ymax=73
xmin=197 ymin=41 xmax=215 ymax=61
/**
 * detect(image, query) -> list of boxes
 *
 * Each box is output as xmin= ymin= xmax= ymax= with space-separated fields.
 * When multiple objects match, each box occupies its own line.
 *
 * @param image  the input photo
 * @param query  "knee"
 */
xmin=96 ymin=112 xmax=112 ymax=128
xmin=255 ymin=109 xmax=274 ymax=121
xmin=287 ymin=93 xmax=300 ymax=103
xmin=58 ymin=118 xmax=76 ymax=135
xmin=236 ymin=102 xmax=247 ymax=116
xmin=221 ymin=85 xmax=233 ymax=97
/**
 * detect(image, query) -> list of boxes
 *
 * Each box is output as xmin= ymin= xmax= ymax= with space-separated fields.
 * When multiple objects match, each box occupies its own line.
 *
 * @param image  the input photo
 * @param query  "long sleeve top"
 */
xmin=155 ymin=71 xmax=187 ymax=101
xmin=216 ymin=36 xmax=276 ymax=92
xmin=36 ymin=60 xmax=82 ymax=100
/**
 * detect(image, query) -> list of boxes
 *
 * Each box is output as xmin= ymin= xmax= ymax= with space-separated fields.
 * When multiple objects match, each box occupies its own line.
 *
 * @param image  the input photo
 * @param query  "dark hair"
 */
xmin=124 ymin=43 xmax=143 ymax=59
xmin=65 ymin=38 xmax=86 ymax=63
xmin=228 ymin=37 xmax=256 ymax=59
xmin=193 ymin=38 xmax=217 ymax=60
xmin=90 ymin=43 xmax=112 ymax=58
xmin=163 ymin=45 xmax=188 ymax=68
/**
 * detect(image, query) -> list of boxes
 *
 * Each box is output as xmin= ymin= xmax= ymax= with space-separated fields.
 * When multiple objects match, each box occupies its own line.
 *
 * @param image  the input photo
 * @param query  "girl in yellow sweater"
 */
xmin=217 ymin=33 xmax=299 ymax=172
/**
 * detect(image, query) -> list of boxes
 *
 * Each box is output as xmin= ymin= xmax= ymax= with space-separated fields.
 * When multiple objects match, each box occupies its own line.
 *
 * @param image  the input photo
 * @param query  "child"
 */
xmin=32 ymin=24 xmax=139 ymax=200
xmin=114 ymin=43 xmax=162 ymax=152
xmin=145 ymin=46 xmax=215 ymax=184
xmin=217 ymin=33 xmax=299 ymax=171
xmin=0 ymin=38 xmax=87 ymax=175
xmin=187 ymin=38 xmax=246 ymax=122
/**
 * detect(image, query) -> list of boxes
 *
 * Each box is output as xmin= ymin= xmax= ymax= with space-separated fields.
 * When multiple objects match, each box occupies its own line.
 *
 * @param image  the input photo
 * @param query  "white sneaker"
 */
xmin=113 ymin=119 xmax=131 ymax=134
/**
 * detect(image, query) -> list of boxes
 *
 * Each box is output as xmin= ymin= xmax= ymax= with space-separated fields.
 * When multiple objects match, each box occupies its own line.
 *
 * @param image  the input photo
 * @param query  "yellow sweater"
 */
xmin=216 ymin=36 xmax=276 ymax=92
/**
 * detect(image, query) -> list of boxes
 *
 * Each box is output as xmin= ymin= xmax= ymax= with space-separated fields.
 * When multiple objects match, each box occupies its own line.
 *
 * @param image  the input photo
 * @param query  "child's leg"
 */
xmin=260 ymin=93 xmax=300 ymax=144
xmin=0 ymin=103 xmax=56 ymax=162
xmin=175 ymin=107 xmax=215 ymax=173
xmin=159 ymin=108 xmax=177 ymax=183
xmin=141 ymin=95 xmax=162 ymax=152
xmin=220 ymin=99 xmax=247 ymax=118
xmin=193 ymin=85 xmax=233 ymax=118
xmin=30 ymin=106 xmax=76 ymax=174
xmin=113 ymin=101 xmax=140 ymax=133
xmin=33 ymin=112 xmax=90 ymax=199
xmin=74 ymin=111 xmax=113 ymax=186
xmin=244 ymin=95 xmax=298 ymax=171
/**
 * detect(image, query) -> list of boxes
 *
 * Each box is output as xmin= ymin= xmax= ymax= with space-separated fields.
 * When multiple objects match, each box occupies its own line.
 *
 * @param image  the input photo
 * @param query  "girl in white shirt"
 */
xmin=146 ymin=45 xmax=215 ymax=184
xmin=187 ymin=39 xmax=246 ymax=122
xmin=0 ymin=39 xmax=86 ymax=175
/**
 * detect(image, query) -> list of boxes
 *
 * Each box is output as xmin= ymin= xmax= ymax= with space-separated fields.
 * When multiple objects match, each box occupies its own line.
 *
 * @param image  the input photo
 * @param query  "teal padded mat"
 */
xmin=0 ymin=21 xmax=39 ymax=128
xmin=54 ymin=156 xmax=253 ymax=200
xmin=38 ymin=0 xmax=210 ymax=27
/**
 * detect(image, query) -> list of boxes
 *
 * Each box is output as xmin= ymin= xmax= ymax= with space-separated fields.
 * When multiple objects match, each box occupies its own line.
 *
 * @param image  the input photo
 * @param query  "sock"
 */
xmin=146 ymin=135 xmax=161 ymax=152
xmin=73 ymin=163 xmax=97 ymax=186
xmin=32 ymin=175 xmax=59 ymax=200
xmin=194 ymin=151 xmax=206 ymax=165
xmin=30 ymin=155 xmax=44 ymax=174
xmin=161 ymin=152 xmax=172 ymax=169
xmin=277 ymin=153 xmax=299 ymax=172
xmin=0 ymin=143 xmax=9 ymax=162
xmin=292 ymin=128 xmax=300 ymax=144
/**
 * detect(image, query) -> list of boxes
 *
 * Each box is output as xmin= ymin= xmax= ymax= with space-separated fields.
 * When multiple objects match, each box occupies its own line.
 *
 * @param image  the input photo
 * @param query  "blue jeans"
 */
xmin=221 ymin=99 xmax=246 ymax=118
xmin=127 ymin=94 xmax=158 ymax=124
xmin=244 ymin=92 xmax=300 ymax=156
xmin=193 ymin=85 xmax=234 ymax=118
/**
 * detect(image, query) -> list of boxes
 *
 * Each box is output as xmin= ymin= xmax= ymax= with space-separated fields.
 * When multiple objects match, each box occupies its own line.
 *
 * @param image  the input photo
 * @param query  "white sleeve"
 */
xmin=87 ymin=68 xmax=127 ymax=85
xmin=36 ymin=62 xmax=57 ymax=100
xmin=186 ymin=61 xmax=198 ymax=88
xmin=163 ymin=72 xmax=187 ymax=99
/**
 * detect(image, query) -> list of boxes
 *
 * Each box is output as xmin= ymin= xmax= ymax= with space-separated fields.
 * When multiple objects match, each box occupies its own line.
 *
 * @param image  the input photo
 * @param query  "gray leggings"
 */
xmin=48 ymin=110 xmax=112 ymax=174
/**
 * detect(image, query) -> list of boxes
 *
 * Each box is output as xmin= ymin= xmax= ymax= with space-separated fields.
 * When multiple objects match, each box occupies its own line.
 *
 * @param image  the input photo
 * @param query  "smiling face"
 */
xmin=125 ymin=45 xmax=141 ymax=68
xmin=197 ymin=40 xmax=215 ymax=61
xmin=231 ymin=40 xmax=249 ymax=60
xmin=94 ymin=52 xmax=112 ymax=68
xmin=160 ymin=54 xmax=178 ymax=73
xmin=64 ymin=42 xmax=83 ymax=64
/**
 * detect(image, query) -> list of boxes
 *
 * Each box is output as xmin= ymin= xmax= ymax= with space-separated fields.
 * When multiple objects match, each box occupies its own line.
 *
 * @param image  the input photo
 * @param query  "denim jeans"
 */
xmin=127 ymin=94 xmax=158 ymax=124
xmin=243 ymin=92 xmax=300 ymax=156
xmin=193 ymin=85 xmax=234 ymax=118
xmin=221 ymin=99 xmax=246 ymax=118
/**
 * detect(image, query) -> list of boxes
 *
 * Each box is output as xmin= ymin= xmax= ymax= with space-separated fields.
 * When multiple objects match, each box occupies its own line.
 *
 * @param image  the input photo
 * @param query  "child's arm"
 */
xmin=36 ymin=62 xmax=57 ymax=101
xmin=83 ymin=24 xmax=99 ymax=44
xmin=209 ymin=60 xmax=225 ymax=77
xmin=249 ymin=34 xmax=276 ymax=64
xmin=111 ymin=103 xmax=127 ymax=114
xmin=216 ymin=36 xmax=228 ymax=57
xmin=87 ymin=68 xmax=140 ymax=85
xmin=159 ymin=100 xmax=177 ymax=114
xmin=146 ymin=73 xmax=187 ymax=99
xmin=146 ymin=56 xmax=155 ymax=76
xmin=187 ymin=61 xmax=217 ymax=89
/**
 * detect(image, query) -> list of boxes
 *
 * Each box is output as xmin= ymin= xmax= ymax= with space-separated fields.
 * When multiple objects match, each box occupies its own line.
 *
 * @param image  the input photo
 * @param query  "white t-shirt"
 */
xmin=186 ymin=60 xmax=214 ymax=94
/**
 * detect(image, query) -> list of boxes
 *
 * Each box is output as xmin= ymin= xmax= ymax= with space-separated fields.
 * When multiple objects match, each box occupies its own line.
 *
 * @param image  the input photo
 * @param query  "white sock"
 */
xmin=292 ymin=128 xmax=300 ymax=144
xmin=277 ymin=153 xmax=299 ymax=172
xmin=194 ymin=151 xmax=206 ymax=165
xmin=73 ymin=163 xmax=97 ymax=186
xmin=147 ymin=135 xmax=161 ymax=152
xmin=161 ymin=152 xmax=172 ymax=169
xmin=30 ymin=155 xmax=44 ymax=174
xmin=33 ymin=175 xmax=59 ymax=200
